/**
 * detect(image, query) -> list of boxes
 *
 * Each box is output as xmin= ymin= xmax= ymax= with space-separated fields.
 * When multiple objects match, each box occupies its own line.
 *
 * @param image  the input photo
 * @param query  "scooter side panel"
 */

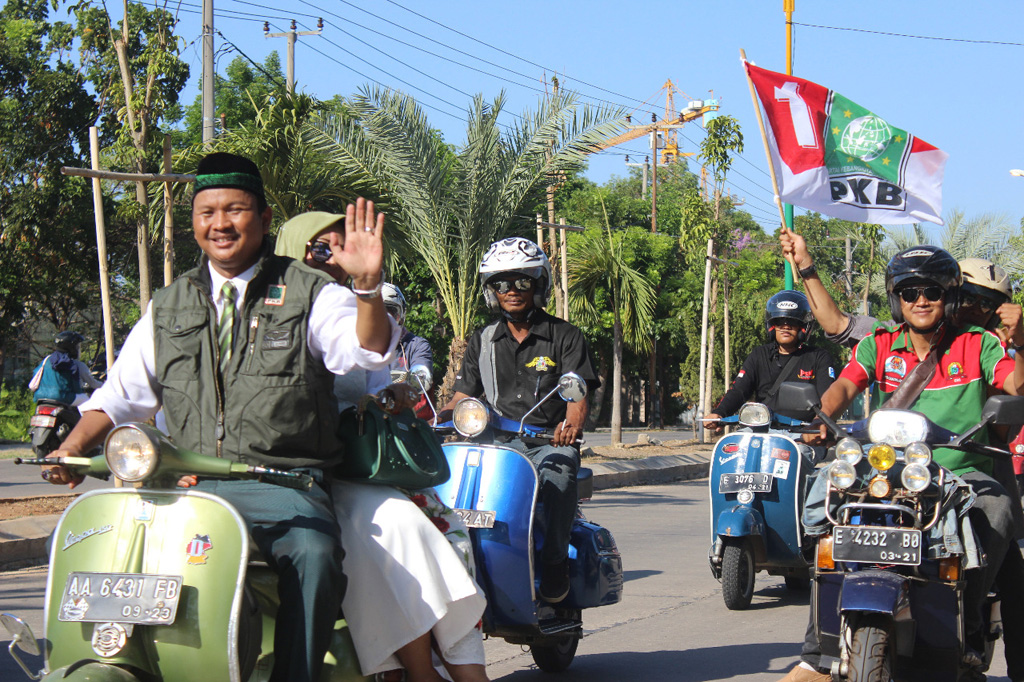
xmin=708 ymin=433 xmax=805 ymax=567
xmin=46 ymin=489 xmax=249 ymax=682
xmin=436 ymin=443 xmax=539 ymax=629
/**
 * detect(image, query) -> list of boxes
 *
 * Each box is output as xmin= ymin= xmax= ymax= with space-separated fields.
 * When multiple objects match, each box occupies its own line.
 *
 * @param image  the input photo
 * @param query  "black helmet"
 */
xmin=765 ymin=290 xmax=815 ymax=344
xmin=885 ymin=246 xmax=961 ymax=324
xmin=55 ymin=331 xmax=85 ymax=357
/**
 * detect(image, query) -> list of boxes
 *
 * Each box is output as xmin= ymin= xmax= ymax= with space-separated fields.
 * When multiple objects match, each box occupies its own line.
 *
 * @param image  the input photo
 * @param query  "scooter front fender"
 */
xmin=839 ymin=570 xmax=912 ymax=621
xmin=715 ymin=505 xmax=765 ymax=541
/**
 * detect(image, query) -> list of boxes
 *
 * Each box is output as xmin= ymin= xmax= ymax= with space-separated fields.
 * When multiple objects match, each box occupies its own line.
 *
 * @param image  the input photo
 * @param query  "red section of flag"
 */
xmin=745 ymin=62 xmax=830 ymax=175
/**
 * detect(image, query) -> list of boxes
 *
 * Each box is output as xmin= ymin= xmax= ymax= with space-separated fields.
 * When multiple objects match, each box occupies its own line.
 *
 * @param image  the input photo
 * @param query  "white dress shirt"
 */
xmin=82 ymin=261 xmax=399 ymax=426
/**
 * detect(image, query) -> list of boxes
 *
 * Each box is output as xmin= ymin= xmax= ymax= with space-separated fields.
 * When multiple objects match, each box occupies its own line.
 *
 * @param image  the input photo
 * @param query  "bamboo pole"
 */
xmin=697 ymin=238 xmax=713 ymax=443
xmin=162 ymin=135 xmax=174 ymax=286
xmin=559 ymin=217 xmax=569 ymax=322
xmin=61 ymin=167 xmax=195 ymax=183
xmin=88 ymin=128 xmax=115 ymax=375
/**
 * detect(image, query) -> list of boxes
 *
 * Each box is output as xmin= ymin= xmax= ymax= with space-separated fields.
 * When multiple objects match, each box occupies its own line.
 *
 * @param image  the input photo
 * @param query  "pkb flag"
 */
xmin=745 ymin=62 xmax=948 ymax=225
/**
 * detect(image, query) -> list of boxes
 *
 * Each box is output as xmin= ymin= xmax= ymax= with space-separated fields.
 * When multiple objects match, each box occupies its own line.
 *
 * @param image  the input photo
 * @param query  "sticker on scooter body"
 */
xmin=58 ymin=572 xmax=183 ymax=625
xmin=832 ymin=525 xmax=922 ymax=565
xmin=454 ymin=508 xmax=496 ymax=529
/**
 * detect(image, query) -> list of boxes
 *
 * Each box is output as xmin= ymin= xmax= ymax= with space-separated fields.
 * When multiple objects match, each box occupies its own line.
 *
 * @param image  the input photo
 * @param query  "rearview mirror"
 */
xmin=557 ymin=373 xmax=587 ymax=403
xmin=0 ymin=613 xmax=39 ymax=656
xmin=409 ymin=365 xmax=433 ymax=395
xmin=776 ymin=381 xmax=818 ymax=421
xmin=982 ymin=395 xmax=1024 ymax=426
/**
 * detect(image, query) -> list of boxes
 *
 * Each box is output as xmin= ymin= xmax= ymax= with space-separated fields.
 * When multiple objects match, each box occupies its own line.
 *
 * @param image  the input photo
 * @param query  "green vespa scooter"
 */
xmin=1 ymin=422 xmax=369 ymax=682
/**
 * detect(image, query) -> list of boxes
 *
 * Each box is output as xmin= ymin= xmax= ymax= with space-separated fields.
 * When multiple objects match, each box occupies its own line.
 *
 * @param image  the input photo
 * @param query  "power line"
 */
xmin=793 ymin=22 xmax=1024 ymax=47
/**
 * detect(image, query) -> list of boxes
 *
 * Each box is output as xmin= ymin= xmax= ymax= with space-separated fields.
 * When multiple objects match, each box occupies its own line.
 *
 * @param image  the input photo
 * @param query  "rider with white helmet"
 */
xmin=382 ymin=283 xmax=432 ymax=380
xmin=443 ymin=237 xmax=599 ymax=604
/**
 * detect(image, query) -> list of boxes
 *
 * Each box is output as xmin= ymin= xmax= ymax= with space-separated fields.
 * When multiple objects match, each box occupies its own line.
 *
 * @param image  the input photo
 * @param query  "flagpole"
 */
xmin=782 ymin=0 xmax=796 ymax=290
xmin=740 ymin=49 xmax=809 ymax=296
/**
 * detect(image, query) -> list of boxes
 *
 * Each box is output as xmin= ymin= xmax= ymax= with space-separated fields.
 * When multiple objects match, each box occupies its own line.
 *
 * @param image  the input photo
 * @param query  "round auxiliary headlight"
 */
xmin=737 ymin=489 xmax=755 ymax=505
xmin=901 ymin=463 xmax=932 ymax=493
xmin=828 ymin=461 xmax=857 ymax=490
xmin=453 ymin=398 xmax=489 ymax=438
xmin=904 ymin=442 xmax=932 ymax=467
xmin=868 ymin=475 xmax=891 ymax=499
xmin=835 ymin=438 xmax=863 ymax=465
xmin=104 ymin=424 xmax=159 ymax=482
xmin=868 ymin=444 xmax=897 ymax=471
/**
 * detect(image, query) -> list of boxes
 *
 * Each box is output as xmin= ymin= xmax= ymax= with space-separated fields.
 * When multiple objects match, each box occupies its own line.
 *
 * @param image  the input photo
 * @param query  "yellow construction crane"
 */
xmin=591 ymin=79 xmax=719 ymax=165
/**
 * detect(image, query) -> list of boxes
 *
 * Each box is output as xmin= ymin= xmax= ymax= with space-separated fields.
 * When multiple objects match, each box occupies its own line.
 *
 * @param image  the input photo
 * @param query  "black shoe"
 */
xmin=539 ymin=561 xmax=570 ymax=603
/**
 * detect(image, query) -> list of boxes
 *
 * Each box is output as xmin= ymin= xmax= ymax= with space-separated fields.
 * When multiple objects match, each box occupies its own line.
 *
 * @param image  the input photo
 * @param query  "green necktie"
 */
xmin=218 ymin=282 xmax=237 ymax=371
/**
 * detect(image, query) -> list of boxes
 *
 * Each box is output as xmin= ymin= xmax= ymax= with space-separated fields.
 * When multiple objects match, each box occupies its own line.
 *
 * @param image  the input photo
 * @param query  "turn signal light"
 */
xmin=938 ymin=556 xmax=960 ymax=581
xmin=817 ymin=535 xmax=835 ymax=570
xmin=868 ymin=444 xmax=897 ymax=471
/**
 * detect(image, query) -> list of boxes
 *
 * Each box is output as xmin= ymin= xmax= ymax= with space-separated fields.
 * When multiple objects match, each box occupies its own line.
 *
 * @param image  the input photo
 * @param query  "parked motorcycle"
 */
xmin=433 ymin=372 xmax=624 ymax=672
xmin=1 ymin=424 xmax=368 ymax=682
xmin=806 ymin=393 xmax=1023 ymax=682
xmin=707 ymin=384 xmax=820 ymax=610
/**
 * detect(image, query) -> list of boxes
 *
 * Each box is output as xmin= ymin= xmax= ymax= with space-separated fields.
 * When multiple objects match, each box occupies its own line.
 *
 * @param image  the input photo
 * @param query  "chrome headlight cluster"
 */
xmin=453 ymin=398 xmax=489 ymax=438
xmin=834 ymin=438 xmax=863 ymax=465
xmin=737 ymin=402 xmax=771 ymax=428
xmin=904 ymin=442 xmax=932 ymax=466
xmin=828 ymin=460 xmax=857 ymax=490
xmin=104 ymin=424 xmax=160 ymax=482
xmin=901 ymin=464 xmax=932 ymax=492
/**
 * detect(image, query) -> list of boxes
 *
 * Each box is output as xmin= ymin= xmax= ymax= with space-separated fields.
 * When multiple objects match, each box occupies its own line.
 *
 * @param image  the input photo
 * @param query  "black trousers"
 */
xmin=197 ymin=471 xmax=345 ymax=682
xmin=507 ymin=438 xmax=580 ymax=565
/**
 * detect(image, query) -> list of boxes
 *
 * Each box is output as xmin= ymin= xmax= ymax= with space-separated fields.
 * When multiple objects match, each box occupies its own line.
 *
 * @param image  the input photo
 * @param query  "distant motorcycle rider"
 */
xmin=704 ymin=290 xmax=838 ymax=433
xmin=28 ymin=331 xmax=101 ymax=406
xmin=442 ymin=237 xmax=600 ymax=604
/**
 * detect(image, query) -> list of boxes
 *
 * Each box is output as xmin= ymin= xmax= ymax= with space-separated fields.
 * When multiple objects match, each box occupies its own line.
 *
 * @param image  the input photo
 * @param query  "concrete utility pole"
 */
xmin=625 ymin=155 xmax=650 ymax=199
xmin=265 ymin=19 xmax=324 ymax=94
xmin=202 ymin=0 xmax=214 ymax=145
xmin=650 ymin=113 xmax=658 ymax=233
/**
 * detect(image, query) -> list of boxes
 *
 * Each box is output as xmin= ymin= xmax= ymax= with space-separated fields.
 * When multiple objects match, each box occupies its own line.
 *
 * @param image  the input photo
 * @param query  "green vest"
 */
xmin=152 ymin=250 xmax=344 ymax=469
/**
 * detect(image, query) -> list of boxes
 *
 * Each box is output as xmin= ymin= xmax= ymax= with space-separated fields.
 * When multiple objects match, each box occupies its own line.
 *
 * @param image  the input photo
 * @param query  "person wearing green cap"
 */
xmin=276 ymin=212 xmax=489 ymax=682
xmin=43 ymin=152 xmax=400 ymax=682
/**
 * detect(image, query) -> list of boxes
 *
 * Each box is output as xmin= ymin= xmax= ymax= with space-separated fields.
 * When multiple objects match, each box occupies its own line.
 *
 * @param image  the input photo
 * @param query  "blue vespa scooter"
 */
xmin=708 ymin=383 xmax=820 ymax=610
xmin=433 ymin=373 xmax=623 ymax=672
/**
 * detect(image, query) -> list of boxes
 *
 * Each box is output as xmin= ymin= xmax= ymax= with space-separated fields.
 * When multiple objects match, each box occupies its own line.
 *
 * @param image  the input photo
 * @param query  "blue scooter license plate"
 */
xmin=832 ymin=526 xmax=922 ymax=566
xmin=57 ymin=572 xmax=183 ymax=625
xmin=718 ymin=472 xmax=773 ymax=494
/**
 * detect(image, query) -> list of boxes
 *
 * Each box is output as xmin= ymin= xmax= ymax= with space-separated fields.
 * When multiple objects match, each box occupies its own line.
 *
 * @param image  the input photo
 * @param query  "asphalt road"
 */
xmin=0 ymin=479 xmax=1012 ymax=681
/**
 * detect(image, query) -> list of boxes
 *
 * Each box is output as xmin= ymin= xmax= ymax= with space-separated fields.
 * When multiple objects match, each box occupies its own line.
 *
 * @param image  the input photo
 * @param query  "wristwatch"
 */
xmin=798 ymin=263 xmax=817 ymax=278
xmin=351 ymin=275 xmax=384 ymax=300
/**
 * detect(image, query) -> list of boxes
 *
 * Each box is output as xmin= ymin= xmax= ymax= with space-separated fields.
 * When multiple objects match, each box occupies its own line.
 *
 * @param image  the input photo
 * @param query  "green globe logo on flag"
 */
xmin=839 ymin=115 xmax=893 ymax=162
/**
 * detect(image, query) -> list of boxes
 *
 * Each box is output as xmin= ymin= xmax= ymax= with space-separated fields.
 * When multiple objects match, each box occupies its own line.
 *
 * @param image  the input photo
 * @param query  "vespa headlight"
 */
xmin=737 ymin=402 xmax=771 ymax=428
xmin=834 ymin=438 xmax=863 ymax=465
xmin=867 ymin=409 xmax=929 ymax=447
xmin=104 ymin=424 xmax=160 ymax=482
xmin=901 ymin=463 xmax=932 ymax=493
xmin=904 ymin=442 xmax=932 ymax=466
xmin=828 ymin=460 xmax=857 ymax=490
xmin=453 ymin=398 xmax=489 ymax=438
xmin=868 ymin=444 xmax=897 ymax=471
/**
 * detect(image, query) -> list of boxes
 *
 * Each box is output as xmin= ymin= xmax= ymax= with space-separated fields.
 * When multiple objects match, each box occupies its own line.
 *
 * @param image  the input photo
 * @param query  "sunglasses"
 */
xmin=960 ymin=292 xmax=999 ymax=313
xmin=897 ymin=286 xmax=944 ymax=304
xmin=307 ymin=240 xmax=332 ymax=263
xmin=489 ymin=277 xmax=534 ymax=295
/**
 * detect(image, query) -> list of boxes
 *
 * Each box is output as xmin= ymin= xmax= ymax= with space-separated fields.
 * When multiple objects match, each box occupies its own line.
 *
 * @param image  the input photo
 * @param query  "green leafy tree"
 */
xmin=569 ymin=209 xmax=656 ymax=445
xmin=175 ymin=53 xmax=285 ymax=147
xmin=0 ymin=0 xmax=100 ymax=375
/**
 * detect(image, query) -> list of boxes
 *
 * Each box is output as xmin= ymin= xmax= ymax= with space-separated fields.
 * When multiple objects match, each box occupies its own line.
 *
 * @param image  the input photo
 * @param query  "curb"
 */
xmin=0 ymin=454 xmax=710 ymax=571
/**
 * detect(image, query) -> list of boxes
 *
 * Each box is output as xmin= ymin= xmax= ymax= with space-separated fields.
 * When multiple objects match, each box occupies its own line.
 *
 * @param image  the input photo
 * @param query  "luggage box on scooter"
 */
xmin=563 ymin=520 xmax=623 ymax=609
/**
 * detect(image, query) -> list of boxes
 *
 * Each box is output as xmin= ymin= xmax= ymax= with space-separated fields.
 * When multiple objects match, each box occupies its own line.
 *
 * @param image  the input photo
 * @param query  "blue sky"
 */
xmin=161 ymin=0 xmax=1024 ymax=234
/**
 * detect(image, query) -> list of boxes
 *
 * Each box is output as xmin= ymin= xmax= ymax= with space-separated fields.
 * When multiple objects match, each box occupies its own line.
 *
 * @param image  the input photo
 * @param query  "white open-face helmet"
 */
xmin=382 ymin=283 xmax=407 ymax=326
xmin=479 ymin=237 xmax=552 ymax=312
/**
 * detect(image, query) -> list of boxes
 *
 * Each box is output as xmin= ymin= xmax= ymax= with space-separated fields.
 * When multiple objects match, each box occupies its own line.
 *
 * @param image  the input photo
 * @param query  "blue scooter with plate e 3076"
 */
xmin=708 ymin=394 xmax=818 ymax=610
xmin=433 ymin=372 xmax=623 ymax=673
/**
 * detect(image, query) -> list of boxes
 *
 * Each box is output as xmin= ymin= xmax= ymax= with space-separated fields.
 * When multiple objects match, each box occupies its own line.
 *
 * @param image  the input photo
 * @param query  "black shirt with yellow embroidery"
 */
xmin=454 ymin=310 xmax=600 ymax=428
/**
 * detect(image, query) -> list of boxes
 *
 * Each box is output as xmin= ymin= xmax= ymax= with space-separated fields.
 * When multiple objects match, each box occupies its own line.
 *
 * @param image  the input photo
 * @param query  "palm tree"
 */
xmin=568 ymin=200 xmax=656 ymax=446
xmin=308 ymin=86 xmax=625 ymax=397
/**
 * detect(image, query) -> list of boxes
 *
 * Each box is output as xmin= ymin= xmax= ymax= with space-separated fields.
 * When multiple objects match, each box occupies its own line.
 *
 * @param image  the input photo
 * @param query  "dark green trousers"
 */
xmin=197 ymin=470 xmax=345 ymax=682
